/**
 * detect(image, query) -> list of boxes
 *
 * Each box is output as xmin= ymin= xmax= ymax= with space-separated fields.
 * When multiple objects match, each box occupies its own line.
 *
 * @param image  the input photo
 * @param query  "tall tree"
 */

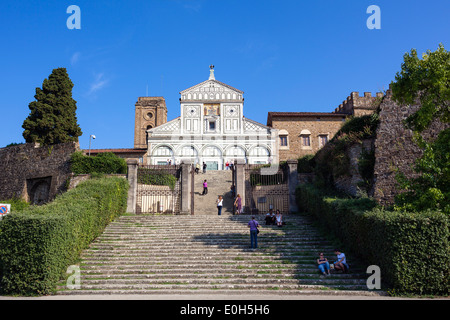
xmin=22 ymin=68 xmax=82 ymax=145
xmin=391 ymin=44 xmax=450 ymax=214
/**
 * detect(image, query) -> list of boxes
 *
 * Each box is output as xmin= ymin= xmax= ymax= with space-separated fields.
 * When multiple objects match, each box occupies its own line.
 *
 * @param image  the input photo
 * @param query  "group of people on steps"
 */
xmin=201 ymin=179 xmax=350 ymax=275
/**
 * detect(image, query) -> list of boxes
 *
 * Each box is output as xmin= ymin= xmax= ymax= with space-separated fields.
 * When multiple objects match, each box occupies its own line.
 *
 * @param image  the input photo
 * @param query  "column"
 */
xmin=180 ymin=162 xmax=191 ymax=215
xmin=126 ymin=159 xmax=138 ymax=214
xmin=234 ymin=160 xmax=246 ymax=211
xmin=286 ymin=159 xmax=299 ymax=213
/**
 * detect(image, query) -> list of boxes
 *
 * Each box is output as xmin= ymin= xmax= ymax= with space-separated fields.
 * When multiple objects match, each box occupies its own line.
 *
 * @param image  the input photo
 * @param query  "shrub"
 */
xmin=0 ymin=197 xmax=30 ymax=213
xmin=313 ymin=113 xmax=379 ymax=189
xmin=296 ymin=184 xmax=449 ymax=295
xmin=297 ymin=154 xmax=315 ymax=173
xmin=0 ymin=177 xmax=128 ymax=295
xmin=70 ymin=151 xmax=127 ymax=175
xmin=137 ymin=168 xmax=178 ymax=190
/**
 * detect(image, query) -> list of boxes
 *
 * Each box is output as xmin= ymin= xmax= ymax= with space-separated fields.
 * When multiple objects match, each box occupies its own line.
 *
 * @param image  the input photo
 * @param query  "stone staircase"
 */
xmin=193 ymin=170 xmax=234 ymax=215
xmin=57 ymin=214 xmax=384 ymax=296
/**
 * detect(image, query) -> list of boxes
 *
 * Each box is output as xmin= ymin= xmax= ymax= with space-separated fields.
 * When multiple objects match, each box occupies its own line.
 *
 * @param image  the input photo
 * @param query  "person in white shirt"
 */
xmin=334 ymin=249 xmax=349 ymax=273
xmin=216 ymin=196 xmax=223 ymax=215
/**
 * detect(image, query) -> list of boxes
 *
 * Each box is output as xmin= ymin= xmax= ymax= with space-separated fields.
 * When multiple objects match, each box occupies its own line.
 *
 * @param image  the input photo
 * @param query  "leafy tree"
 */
xmin=391 ymin=44 xmax=450 ymax=214
xmin=22 ymin=68 xmax=82 ymax=145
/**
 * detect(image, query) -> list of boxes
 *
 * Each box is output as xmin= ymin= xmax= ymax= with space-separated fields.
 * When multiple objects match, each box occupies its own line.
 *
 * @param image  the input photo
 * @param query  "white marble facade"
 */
xmin=147 ymin=67 xmax=278 ymax=169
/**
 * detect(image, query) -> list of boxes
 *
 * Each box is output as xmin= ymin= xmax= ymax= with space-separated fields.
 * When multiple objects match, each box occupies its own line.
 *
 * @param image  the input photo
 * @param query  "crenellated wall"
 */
xmin=333 ymin=91 xmax=384 ymax=116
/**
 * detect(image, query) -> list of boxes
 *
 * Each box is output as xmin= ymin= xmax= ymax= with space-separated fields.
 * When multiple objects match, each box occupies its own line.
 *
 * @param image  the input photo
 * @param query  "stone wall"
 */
xmin=0 ymin=141 xmax=79 ymax=204
xmin=335 ymin=139 xmax=374 ymax=197
xmin=372 ymin=90 xmax=449 ymax=206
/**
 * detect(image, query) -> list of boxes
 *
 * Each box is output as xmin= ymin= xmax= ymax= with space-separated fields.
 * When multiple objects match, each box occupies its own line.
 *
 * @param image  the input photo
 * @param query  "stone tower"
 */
xmin=134 ymin=97 xmax=167 ymax=149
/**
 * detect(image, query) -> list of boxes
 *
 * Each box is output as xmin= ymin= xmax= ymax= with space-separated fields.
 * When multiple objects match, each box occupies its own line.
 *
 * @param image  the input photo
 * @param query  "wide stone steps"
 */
xmin=57 ymin=214 xmax=385 ymax=296
xmin=193 ymin=171 xmax=234 ymax=215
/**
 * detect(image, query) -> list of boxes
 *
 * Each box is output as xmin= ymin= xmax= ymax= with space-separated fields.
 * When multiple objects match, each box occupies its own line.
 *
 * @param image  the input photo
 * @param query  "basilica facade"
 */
xmin=140 ymin=67 xmax=278 ymax=169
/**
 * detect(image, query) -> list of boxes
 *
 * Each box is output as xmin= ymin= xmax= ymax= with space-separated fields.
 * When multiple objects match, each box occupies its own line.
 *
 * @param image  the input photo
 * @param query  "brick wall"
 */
xmin=268 ymin=113 xmax=347 ymax=161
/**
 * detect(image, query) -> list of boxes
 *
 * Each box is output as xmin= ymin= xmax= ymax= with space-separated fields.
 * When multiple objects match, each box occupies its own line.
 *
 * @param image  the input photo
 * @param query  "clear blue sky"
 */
xmin=1 ymin=0 xmax=449 ymax=150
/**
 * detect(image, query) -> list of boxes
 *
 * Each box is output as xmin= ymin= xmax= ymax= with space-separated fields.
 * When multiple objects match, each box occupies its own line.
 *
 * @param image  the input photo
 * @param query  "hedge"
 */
xmin=70 ymin=151 xmax=127 ymax=175
xmin=296 ymin=184 xmax=449 ymax=295
xmin=0 ymin=177 xmax=128 ymax=295
xmin=137 ymin=168 xmax=178 ymax=190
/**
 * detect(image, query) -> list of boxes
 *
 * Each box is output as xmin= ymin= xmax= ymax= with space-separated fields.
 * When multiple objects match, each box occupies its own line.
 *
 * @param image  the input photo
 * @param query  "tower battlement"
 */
xmin=333 ymin=91 xmax=384 ymax=116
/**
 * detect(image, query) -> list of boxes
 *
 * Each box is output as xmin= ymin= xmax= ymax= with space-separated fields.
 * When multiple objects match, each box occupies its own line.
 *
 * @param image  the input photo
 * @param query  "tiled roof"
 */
xmin=83 ymin=148 xmax=147 ymax=154
xmin=267 ymin=111 xmax=348 ymax=126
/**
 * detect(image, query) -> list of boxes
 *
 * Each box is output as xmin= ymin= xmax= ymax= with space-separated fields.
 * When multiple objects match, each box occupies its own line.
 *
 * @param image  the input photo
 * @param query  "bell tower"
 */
xmin=134 ymin=97 xmax=167 ymax=149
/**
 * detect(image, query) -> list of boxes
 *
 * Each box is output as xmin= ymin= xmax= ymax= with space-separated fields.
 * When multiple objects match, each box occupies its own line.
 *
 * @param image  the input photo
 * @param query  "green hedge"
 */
xmin=0 ymin=197 xmax=30 ymax=213
xmin=70 ymin=151 xmax=127 ymax=174
xmin=0 ymin=177 xmax=128 ymax=295
xmin=297 ymin=154 xmax=315 ymax=173
xmin=296 ymin=184 xmax=449 ymax=295
xmin=137 ymin=168 xmax=178 ymax=190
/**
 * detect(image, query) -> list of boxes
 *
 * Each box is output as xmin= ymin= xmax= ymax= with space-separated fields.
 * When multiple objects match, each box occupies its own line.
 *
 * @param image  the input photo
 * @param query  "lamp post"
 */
xmin=88 ymin=134 xmax=96 ymax=156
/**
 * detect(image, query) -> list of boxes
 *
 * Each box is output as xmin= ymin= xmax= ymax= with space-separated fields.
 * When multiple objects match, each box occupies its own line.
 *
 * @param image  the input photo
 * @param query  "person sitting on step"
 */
xmin=333 ymin=249 xmax=349 ymax=273
xmin=275 ymin=209 xmax=283 ymax=227
xmin=265 ymin=209 xmax=275 ymax=225
xmin=317 ymin=253 xmax=331 ymax=276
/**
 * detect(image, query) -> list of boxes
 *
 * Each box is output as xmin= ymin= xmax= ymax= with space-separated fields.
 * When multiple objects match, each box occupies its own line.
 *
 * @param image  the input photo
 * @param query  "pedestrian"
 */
xmin=234 ymin=194 xmax=242 ymax=215
xmin=317 ymin=253 xmax=331 ymax=276
xmin=225 ymin=161 xmax=229 ymax=170
xmin=275 ymin=209 xmax=283 ymax=227
xmin=247 ymin=216 xmax=260 ymax=249
xmin=333 ymin=249 xmax=349 ymax=273
xmin=265 ymin=208 xmax=274 ymax=225
xmin=202 ymin=179 xmax=208 ymax=195
xmin=203 ymin=162 xmax=207 ymax=173
xmin=195 ymin=163 xmax=200 ymax=174
xmin=216 ymin=195 xmax=223 ymax=215
xmin=230 ymin=185 xmax=236 ymax=198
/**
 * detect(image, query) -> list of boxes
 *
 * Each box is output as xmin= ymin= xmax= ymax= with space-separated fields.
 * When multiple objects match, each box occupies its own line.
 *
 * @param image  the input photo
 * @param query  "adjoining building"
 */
xmin=268 ymin=91 xmax=382 ymax=161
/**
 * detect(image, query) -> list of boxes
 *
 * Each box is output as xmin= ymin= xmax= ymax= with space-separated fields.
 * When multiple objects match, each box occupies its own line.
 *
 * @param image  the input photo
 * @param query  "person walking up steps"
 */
xmin=216 ymin=195 xmax=223 ymax=215
xmin=248 ymin=216 xmax=260 ymax=249
xmin=202 ymin=180 xmax=208 ymax=195
xmin=234 ymin=194 xmax=242 ymax=215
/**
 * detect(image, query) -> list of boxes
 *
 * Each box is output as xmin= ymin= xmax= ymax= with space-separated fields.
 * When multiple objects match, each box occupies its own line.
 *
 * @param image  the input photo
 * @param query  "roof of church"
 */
xmin=84 ymin=148 xmax=147 ymax=154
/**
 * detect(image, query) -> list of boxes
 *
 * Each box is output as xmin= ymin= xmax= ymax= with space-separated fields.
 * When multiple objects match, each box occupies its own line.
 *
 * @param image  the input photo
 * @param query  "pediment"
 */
xmin=148 ymin=117 xmax=181 ymax=135
xmin=243 ymin=118 xmax=272 ymax=133
xmin=180 ymin=79 xmax=243 ymax=102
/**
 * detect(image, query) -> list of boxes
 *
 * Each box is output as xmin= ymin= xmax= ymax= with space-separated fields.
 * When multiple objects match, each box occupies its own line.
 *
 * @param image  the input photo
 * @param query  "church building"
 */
xmin=138 ymin=66 xmax=278 ymax=169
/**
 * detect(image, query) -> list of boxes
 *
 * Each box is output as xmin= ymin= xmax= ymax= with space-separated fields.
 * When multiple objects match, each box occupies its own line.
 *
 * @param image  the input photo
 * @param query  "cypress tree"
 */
xmin=22 ymin=68 xmax=82 ymax=145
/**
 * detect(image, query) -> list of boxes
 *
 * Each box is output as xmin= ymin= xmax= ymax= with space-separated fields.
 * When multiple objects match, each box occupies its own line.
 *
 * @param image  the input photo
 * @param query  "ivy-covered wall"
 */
xmin=372 ymin=90 xmax=449 ymax=206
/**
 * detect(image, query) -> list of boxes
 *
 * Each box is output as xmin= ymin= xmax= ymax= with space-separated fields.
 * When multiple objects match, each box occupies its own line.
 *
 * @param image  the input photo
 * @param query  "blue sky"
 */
xmin=1 ymin=0 xmax=449 ymax=150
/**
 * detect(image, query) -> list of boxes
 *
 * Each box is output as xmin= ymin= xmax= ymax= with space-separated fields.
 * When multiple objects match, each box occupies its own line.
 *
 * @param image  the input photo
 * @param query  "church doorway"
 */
xmin=205 ymin=161 xmax=218 ymax=171
xmin=202 ymin=145 xmax=222 ymax=170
